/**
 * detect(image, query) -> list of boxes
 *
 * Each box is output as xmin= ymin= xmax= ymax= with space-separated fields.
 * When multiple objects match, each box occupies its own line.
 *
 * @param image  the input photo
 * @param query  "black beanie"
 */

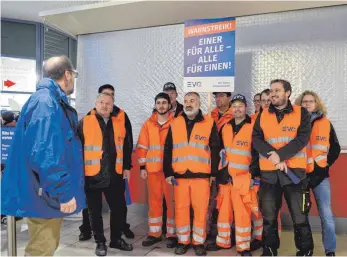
xmin=155 ymin=92 xmax=171 ymax=104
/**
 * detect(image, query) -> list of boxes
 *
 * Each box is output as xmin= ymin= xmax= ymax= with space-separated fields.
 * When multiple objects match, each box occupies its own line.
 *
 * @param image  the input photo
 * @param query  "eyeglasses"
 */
xmin=67 ymin=70 xmax=79 ymax=79
xmin=302 ymin=100 xmax=315 ymax=104
xmin=253 ymin=100 xmax=260 ymax=103
xmin=261 ymin=99 xmax=271 ymax=104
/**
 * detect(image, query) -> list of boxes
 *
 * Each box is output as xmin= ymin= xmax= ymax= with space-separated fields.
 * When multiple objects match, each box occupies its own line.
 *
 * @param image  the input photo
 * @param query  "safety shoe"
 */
xmin=193 ymin=244 xmax=207 ymax=256
xmin=326 ymin=252 xmax=335 ymax=256
xmin=296 ymin=249 xmax=313 ymax=256
xmin=239 ymin=250 xmax=252 ymax=256
xmin=175 ymin=243 xmax=190 ymax=255
xmin=142 ymin=236 xmax=162 ymax=247
xmin=250 ymin=239 xmax=262 ymax=251
xmin=261 ymin=246 xmax=278 ymax=256
xmin=206 ymin=242 xmax=223 ymax=251
xmin=166 ymin=237 xmax=178 ymax=248
xmin=95 ymin=243 xmax=107 ymax=256
xmin=123 ymin=228 xmax=135 ymax=239
xmin=79 ymin=232 xmax=92 ymax=241
xmin=109 ymin=239 xmax=133 ymax=251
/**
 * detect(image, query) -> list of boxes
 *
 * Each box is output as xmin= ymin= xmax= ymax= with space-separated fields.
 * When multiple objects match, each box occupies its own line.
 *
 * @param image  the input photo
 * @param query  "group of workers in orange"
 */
xmin=135 ymin=79 xmax=341 ymax=257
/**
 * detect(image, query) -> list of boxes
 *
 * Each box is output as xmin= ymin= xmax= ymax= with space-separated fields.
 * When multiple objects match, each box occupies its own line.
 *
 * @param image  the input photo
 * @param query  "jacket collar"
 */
xmin=268 ymin=100 xmax=294 ymax=114
xmin=182 ymin=109 xmax=204 ymax=122
xmin=148 ymin=112 xmax=174 ymax=127
xmin=229 ymin=114 xmax=251 ymax=125
xmin=38 ymin=78 xmax=69 ymax=105
xmin=310 ymin=110 xmax=324 ymax=122
xmin=212 ymin=104 xmax=232 ymax=119
xmin=87 ymin=105 xmax=121 ymax=117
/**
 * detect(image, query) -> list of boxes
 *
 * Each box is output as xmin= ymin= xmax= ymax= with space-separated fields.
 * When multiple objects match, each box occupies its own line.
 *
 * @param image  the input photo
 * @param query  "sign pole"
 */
xmin=7 ymin=216 xmax=17 ymax=256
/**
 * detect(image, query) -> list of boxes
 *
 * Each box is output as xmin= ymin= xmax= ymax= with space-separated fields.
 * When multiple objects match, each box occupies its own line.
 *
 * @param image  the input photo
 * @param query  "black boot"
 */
xmin=79 ymin=232 xmax=92 ymax=241
xmin=326 ymin=252 xmax=335 ymax=256
xmin=123 ymin=228 xmax=135 ymax=239
xmin=193 ymin=244 xmax=207 ymax=256
xmin=296 ymin=249 xmax=313 ymax=256
xmin=250 ymin=239 xmax=262 ymax=251
xmin=109 ymin=238 xmax=133 ymax=251
xmin=206 ymin=242 xmax=224 ymax=251
xmin=95 ymin=243 xmax=107 ymax=256
xmin=239 ymin=250 xmax=252 ymax=256
xmin=175 ymin=243 xmax=190 ymax=255
xmin=142 ymin=236 xmax=162 ymax=247
xmin=166 ymin=237 xmax=178 ymax=248
xmin=261 ymin=246 xmax=278 ymax=256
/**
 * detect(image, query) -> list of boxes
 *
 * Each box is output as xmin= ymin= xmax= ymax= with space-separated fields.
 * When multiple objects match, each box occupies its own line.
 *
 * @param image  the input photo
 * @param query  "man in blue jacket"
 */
xmin=1 ymin=56 xmax=85 ymax=256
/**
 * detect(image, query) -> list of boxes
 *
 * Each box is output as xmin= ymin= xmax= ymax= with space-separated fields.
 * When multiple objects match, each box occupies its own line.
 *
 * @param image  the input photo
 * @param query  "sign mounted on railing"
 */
xmin=183 ymin=17 xmax=236 ymax=92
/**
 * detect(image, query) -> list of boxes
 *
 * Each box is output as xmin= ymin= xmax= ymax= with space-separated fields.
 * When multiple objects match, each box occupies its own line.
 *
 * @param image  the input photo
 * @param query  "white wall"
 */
xmin=76 ymin=5 xmax=347 ymax=148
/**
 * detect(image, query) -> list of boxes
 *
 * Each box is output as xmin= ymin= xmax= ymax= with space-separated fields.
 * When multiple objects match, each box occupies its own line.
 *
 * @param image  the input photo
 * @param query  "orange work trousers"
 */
xmin=216 ymin=183 xmax=252 ymax=252
xmin=147 ymin=172 xmax=175 ymax=238
xmin=251 ymin=185 xmax=281 ymax=241
xmin=174 ymin=178 xmax=210 ymax=245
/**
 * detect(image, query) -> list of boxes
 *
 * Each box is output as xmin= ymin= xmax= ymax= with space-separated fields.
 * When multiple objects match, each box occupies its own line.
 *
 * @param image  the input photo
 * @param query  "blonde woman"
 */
xmin=296 ymin=91 xmax=341 ymax=257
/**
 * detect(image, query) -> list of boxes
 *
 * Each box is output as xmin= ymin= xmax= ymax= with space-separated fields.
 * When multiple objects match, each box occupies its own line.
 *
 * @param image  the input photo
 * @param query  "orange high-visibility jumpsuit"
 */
xmin=216 ymin=117 xmax=255 ymax=253
xmin=136 ymin=113 xmax=175 ymax=238
xmin=166 ymin=114 xmax=218 ymax=246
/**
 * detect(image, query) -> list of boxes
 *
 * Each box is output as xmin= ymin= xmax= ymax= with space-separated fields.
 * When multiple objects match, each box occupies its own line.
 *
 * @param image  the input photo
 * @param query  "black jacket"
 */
xmin=217 ymin=115 xmax=260 ymax=184
xmin=163 ymin=110 xmax=221 ymax=179
xmin=78 ymin=105 xmax=133 ymax=189
xmin=307 ymin=113 xmax=341 ymax=188
xmin=252 ymin=101 xmax=311 ymax=186
xmin=174 ymin=101 xmax=184 ymax=118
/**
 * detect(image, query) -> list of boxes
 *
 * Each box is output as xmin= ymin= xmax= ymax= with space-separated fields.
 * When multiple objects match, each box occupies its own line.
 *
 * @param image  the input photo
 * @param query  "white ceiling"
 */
xmin=2 ymin=1 xmax=346 ymax=37
xmin=39 ymin=1 xmax=347 ymax=36
xmin=1 ymin=0 xmax=109 ymax=23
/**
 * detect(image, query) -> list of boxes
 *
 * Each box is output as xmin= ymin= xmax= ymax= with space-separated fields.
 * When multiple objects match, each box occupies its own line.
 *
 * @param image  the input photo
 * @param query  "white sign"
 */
xmin=1 ymin=57 xmax=37 ymax=92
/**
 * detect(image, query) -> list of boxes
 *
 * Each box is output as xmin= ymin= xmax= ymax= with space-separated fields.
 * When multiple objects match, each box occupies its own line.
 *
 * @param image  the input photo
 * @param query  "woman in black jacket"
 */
xmin=296 ymin=90 xmax=341 ymax=257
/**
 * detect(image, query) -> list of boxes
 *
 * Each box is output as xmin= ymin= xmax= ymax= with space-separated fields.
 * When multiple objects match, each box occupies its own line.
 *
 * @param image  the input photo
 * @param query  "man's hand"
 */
xmin=140 ymin=169 xmax=147 ymax=180
xmin=166 ymin=176 xmax=174 ymax=185
xmin=276 ymin=162 xmax=288 ymax=173
xmin=60 ymin=197 xmax=76 ymax=214
xmin=210 ymin=176 xmax=216 ymax=186
xmin=218 ymin=149 xmax=228 ymax=169
xmin=123 ymin=170 xmax=131 ymax=181
xmin=249 ymin=179 xmax=254 ymax=189
xmin=268 ymin=151 xmax=280 ymax=165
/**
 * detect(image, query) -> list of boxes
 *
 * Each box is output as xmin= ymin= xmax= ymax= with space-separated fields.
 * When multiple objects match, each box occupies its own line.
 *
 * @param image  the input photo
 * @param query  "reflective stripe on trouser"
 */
xmin=147 ymin=172 xmax=175 ymax=237
xmin=216 ymin=184 xmax=233 ymax=249
xmin=278 ymin=214 xmax=282 ymax=239
xmin=250 ymin=185 xmax=263 ymax=241
xmin=174 ymin=178 xmax=210 ymax=245
xmin=216 ymin=183 xmax=251 ymax=252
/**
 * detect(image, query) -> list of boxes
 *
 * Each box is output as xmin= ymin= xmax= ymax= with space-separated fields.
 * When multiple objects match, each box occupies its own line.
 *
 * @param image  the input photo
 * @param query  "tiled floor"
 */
xmin=1 ymin=208 xmax=347 ymax=256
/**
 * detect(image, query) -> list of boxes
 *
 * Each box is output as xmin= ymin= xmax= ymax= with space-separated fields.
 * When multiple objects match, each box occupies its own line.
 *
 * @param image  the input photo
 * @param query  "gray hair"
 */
xmin=96 ymin=92 xmax=114 ymax=102
xmin=184 ymin=92 xmax=201 ymax=104
xmin=42 ymin=56 xmax=74 ymax=80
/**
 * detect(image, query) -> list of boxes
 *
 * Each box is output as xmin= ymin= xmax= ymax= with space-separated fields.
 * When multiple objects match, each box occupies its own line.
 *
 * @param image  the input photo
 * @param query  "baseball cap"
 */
xmin=213 ymin=92 xmax=231 ymax=97
xmin=231 ymin=94 xmax=247 ymax=105
xmin=163 ymin=82 xmax=176 ymax=91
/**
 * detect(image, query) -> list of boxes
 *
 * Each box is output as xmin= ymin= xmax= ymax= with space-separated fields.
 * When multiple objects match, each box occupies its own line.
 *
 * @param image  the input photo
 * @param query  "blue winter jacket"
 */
xmin=1 ymin=78 xmax=85 ymax=218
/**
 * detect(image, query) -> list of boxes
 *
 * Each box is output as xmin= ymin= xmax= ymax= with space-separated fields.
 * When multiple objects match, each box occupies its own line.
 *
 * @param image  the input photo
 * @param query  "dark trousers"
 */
xmin=79 ymin=208 xmax=91 ymax=234
xmin=80 ymin=180 xmax=130 ymax=235
xmin=259 ymin=180 xmax=314 ymax=252
xmin=86 ymin=175 xmax=127 ymax=243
